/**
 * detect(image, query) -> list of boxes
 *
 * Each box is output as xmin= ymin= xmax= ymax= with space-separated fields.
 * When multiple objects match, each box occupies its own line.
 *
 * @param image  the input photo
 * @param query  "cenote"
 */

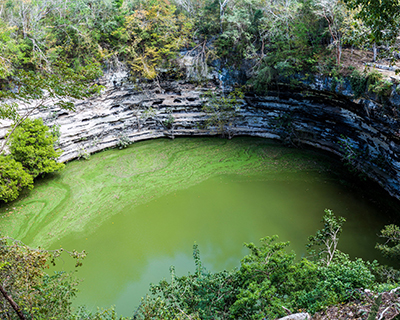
xmin=1 ymin=136 xmax=399 ymax=316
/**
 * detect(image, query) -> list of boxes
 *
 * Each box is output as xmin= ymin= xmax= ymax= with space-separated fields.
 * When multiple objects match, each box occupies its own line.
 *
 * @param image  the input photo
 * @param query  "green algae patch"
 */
xmin=0 ymin=137 xmax=336 ymax=247
xmin=1 ymin=136 xmax=398 ymax=316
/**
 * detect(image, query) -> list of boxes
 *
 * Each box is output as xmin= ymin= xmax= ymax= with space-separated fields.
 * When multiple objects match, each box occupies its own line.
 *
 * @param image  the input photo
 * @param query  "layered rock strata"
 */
xmin=0 ymin=70 xmax=399 ymax=200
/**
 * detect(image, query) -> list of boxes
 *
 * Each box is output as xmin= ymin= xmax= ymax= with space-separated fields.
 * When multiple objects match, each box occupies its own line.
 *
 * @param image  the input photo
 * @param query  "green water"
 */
xmin=1 ymin=137 xmax=399 ymax=316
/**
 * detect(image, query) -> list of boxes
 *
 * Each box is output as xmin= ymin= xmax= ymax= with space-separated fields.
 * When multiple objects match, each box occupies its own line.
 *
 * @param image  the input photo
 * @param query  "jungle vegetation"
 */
xmin=2 ymin=210 xmax=400 ymax=319
xmin=1 ymin=0 xmax=400 ymax=319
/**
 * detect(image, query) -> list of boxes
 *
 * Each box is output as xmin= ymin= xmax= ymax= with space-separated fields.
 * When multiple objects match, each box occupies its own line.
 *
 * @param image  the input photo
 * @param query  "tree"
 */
xmin=117 ymin=2 xmax=192 ymax=81
xmin=0 ymin=235 xmax=85 ymax=320
xmin=0 ymin=62 xmax=102 ymax=154
xmin=8 ymin=117 xmax=64 ymax=178
xmin=314 ymin=0 xmax=346 ymax=66
xmin=343 ymin=0 xmax=400 ymax=61
xmin=230 ymin=236 xmax=295 ymax=319
xmin=376 ymin=224 xmax=400 ymax=260
xmin=0 ymin=155 xmax=33 ymax=202
xmin=0 ymin=21 xmax=23 ymax=79
xmin=307 ymin=209 xmax=346 ymax=266
xmin=136 ymin=230 xmax=376 ymax=319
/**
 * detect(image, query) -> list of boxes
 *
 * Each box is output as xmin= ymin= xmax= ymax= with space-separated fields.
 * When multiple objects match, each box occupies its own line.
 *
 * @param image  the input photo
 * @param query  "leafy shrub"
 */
xmin=369 ymin=79 xmax=393 ymax=98
xmin=116 ymin=2 xmax=192 ymax=80
xmin=0 ymin=155 xmax=33 ymax=202
xmin=376 ymin=224 xmax=400 ymax=260
xmin=349 ymin=69 xmax=367 ymax=98
xmin=366 ymin=70 xmax=383 ymax=88
xmin=77 ymin=145 xmax=91 ymax=160
xmin=0 ymin=236 xmax=82 ymax=320
xmin=230 ymin=236 xmax=295 ymax=319
xmin=294 ymin=253 xmax=376 ymax=313
xmin=163 ymin=115 xmax=175 ymax=129
xmin=8 ymin=118 xmax=64 ymax=178
xmin=136 ymin=229 xmax=377 ymax=319
xmin=116 ymin=133 xmax=132 ymax=149
xmin=249 ymin=64 xmax=275 ymax=94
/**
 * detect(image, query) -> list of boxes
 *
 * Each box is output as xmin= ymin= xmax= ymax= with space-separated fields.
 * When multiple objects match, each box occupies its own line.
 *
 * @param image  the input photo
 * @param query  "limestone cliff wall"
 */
xmin=1 ymin=70 xmax=399 ymax=200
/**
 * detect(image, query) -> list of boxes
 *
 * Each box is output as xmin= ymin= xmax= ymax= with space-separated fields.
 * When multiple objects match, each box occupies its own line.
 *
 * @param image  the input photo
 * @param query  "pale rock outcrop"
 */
xmin=0 ymin=68 xmax=399 ymax=201
xmin=277 ymin=313 xmax=310 ymax=320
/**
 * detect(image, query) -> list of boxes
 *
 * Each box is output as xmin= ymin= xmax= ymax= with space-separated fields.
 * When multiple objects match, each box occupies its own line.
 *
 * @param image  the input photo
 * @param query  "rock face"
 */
xmin=278 ymin=313 xmax=310 ymax=320
xmin=1 ymin=69 xmax=399 ymax=200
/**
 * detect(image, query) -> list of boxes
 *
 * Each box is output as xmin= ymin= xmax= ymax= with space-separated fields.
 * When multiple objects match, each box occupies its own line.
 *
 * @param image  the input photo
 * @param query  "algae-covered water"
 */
xmin=1 ymin=137 xmax=399 ymax=316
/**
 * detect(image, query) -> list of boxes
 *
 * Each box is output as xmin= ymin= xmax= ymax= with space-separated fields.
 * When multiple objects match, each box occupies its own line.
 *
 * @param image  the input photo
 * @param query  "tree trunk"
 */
xmin=373 ymin=43 xmax=377 ymax=62
xmin=0 ymin=284 xmax=27 ymax=320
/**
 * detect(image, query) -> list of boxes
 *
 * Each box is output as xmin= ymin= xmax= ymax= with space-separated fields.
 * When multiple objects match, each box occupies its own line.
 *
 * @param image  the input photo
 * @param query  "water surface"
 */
xmin=1 ymin=137 xmax=399 ymax=316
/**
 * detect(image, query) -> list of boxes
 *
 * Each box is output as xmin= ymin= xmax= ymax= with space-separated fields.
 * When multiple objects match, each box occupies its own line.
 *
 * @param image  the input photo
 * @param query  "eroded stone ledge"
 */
xmin=0 ymin=72 xmax=399 ymax=201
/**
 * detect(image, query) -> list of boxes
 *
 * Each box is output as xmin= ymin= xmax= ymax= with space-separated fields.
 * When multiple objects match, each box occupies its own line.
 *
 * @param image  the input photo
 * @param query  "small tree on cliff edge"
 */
xmin=307 ymin=209 xmax=346 ymax=266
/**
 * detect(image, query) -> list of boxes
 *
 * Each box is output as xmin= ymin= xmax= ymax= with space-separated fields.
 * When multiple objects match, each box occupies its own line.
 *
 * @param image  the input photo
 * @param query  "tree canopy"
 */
xmin=0 ymin=0 xmax=398 ymax=81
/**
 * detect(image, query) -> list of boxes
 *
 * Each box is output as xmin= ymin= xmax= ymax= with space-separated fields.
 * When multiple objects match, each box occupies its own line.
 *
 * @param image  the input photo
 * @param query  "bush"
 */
xmin=8 ymin=118 xmax=64 ymax=178
xmin=0 ymin=155 xmax=33 ymax=202
xmin=294 ymin=253 xmax=376 ymax=313
xmin=349 ymin=69 xmax=367 ymax=98
xmin=0 ymin=236 xmax=83 ymax=320
xmin=135 ymin=212 xmax=380 ymax=319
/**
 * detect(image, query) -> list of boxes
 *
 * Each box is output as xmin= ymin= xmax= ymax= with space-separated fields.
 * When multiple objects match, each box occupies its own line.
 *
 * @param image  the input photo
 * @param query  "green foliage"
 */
xmin=135 ymin=244 xmax=240 ymax=320
xmin=369 ymin=78 xmax=393 ymax=99
xmin=0 ymin=236 xmax=85 ymax=320
xmin=162 ymin=114 xmax=175 ymax=129
xmin=0 ymin=155 xmax=33 ymax=202
xmin=329 ymin=68 xmax=344 ymax=91
xmin=376 ymin=224 xmax=400 ymax=260
xmin=77 ymin=145 xmax=91 ymax=161
xmin=73 ymin=306 xmax=132 ymax=320
xmin=0 ymin=0 xmax=396 ymax=87
xmin=8 ymin=118 xmax=64 ymax=178
xmin=307 ymin=209 xmax=346 ymax=266
xmin=249 ymin=64 xmax=275 ymax=94
xmin=136 ymin=214 xmax=377 ymax=319
xmin=214 ymin=6 xmax=257 ymax=64
xmin=372 ymin=265 xmax=400 ymax=284
xmin=116 ymin=2 xmax=192 ymax=80
xmin=231 ymin=236 xmax=295 ymax=319
xmin=294 ymin=253 xmax=376 ymax=313
xmin=338 ymin=135 xmax=367 ymax=176
xmin=0 ymin=22 xmax=23 ymax=79
xmin=0 ymin=62 xmax=102 ymax=111
xmin=0 ymin=210 xmax=390 ymax=319
xmin=193 ymin=0 xmax=220 ymax=36
xmin=201 ymin=88 xmax=243 ymax=138
xmin=0 ymin=62 xmax=102 ymax=155
xmin=366 ymin=70 xmax=383 ymax=88
xmin=116 ymin=133 xmax=132 ymax=149
xmin=343 ymin=0 xmax=400 ymax=46
xmin=349 ymin=69 xmax=368 ymax=98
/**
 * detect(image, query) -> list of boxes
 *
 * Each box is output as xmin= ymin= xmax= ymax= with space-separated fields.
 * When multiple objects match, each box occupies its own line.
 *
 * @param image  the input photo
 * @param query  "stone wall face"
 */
xmin=1 ymin=70 xmax=399 ymax=200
